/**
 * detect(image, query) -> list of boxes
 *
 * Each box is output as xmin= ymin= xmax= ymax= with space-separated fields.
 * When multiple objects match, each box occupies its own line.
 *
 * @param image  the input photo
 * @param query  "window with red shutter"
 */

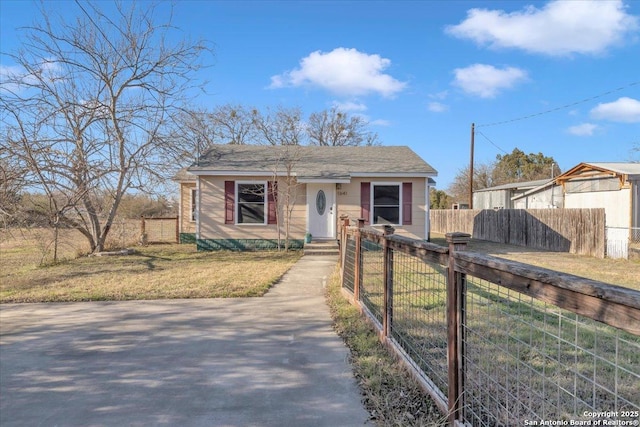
xmin=360 ymin=182 xmax=370 ymax=224
xmin=225 ymin=181 xmax=234 ymax=224
xmin=402 ymin=182 xmax=412 ymax=225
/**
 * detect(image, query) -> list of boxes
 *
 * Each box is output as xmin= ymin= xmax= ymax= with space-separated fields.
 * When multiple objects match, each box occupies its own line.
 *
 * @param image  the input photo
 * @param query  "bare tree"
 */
xmin=307 ymin=106 xmax=380 ymax=146
xmin=271 ymin=145 xmax=303 ymax=251
xmin=211 ymin=104 xmax=256 ymax=145
xmin=252 ymin=106 xmax=306 ymax=146
xmin=169 ymin=108 xmax=219 ymax=166
xmin=1 ymin=1 xmax=211 ymax=253
xmin=447 ymin=162 xmax=494 ymax=204
xmin=250 ymin=108 xmax=305 ymax=249
xmin=0 ymin=153 xmax=26 ymax=228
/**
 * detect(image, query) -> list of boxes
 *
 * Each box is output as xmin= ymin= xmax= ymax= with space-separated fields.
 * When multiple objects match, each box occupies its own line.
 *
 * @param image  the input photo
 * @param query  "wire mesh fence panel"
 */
xmin=342 ymin=235 xmax=356 ymax=293
xmin=105 ymin=219 xmax=140 ymax=249
xmin=462 ymin=276 xmax=640 ymax=427
xmin=360 ymin=238 xmax=384 ymax=325
xmin=389 ymin=250 xmax=449 ymax=396
xmin=143 ymin=218 xmax=178 ymax=243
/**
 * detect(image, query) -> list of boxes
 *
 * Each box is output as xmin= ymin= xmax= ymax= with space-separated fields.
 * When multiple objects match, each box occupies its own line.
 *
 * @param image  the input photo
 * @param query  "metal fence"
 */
xmin=140 ymin=216 xmax=178 ymax=243
xmin=338 ymin=218 xmax=640 ymax=426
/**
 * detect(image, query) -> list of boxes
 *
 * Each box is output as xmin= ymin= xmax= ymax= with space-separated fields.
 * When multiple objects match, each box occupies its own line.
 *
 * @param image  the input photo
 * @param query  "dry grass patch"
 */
xmin=1 ymin=239 xmax=301 ymax=302
xmin=430 ymin=234 xmax=640 ymax=290
xmin=325 ymin=267 xmax=445 ymax=427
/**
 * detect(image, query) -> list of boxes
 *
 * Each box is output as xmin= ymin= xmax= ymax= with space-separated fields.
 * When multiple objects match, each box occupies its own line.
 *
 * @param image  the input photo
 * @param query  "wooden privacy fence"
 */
xmin=430 ymin=208 xmax=606 ymax=258
xmin=339 ymin=217 xmax=640 ymax=426
xmin=140 ymin=216 xmax=178 ymax=243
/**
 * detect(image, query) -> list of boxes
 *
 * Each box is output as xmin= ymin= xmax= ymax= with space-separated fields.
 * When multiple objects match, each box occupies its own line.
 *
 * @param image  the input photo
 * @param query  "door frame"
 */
xmin=306 ymin=183 xmax=336 ymax=239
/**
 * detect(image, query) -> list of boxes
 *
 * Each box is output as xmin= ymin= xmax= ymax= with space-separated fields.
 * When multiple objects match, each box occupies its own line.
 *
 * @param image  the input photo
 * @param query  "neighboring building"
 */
xmin=555 ymin=162 xmax=640 ymax=259
xmin=177 ymin=144 xmax=438 ymax=250
xmin=473 ymin=179 xmax=554 ymax=209
xmin=511 ymin=179 xmax=564 ymax=209
xmin=174 ymin=168 xmax=197 ymax=243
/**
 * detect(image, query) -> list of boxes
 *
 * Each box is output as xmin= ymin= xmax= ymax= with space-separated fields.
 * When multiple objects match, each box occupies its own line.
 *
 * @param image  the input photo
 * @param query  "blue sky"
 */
xmin=2 ymin=0 xmax=639 ymax=190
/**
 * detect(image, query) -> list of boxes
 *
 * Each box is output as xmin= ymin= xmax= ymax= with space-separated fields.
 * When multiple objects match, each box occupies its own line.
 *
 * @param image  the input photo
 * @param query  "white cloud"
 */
xmin=269 ymin=47 xmax=407 ymax=97
xmin=452 ymin=64 xmax=528 ymax=98
xmin=590 ymin=97 xmax=640 ymax=123
xmin=332 ymin=100 xmax=368 ymax=112
xmin=0 ymin=64 xmax=25 ymax=94
xmin=429 ymin=90 xmax=449 ymax=100
xmin=428 ymin=102 xmax=449 ymax=113
xmin=0 ymin=60 xmax=62 ymax=94
xmin=567 ymin=123 xmax=599 ymax=136
xmin=446 ymin=0 xmax=639 ymax=56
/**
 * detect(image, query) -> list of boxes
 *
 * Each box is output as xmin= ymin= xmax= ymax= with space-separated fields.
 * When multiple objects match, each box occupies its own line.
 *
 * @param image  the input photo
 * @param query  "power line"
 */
xmin=475 ymin=130 xmax=509 ymax=154
xmin=476 ymin=80 xmax=640 ymax=128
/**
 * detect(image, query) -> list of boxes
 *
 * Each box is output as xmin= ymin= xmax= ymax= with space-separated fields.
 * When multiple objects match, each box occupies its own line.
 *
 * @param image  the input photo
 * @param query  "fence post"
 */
xmin=339 ymin=215 xmax=349 ymax=269
xmin=354 ymin=218 xmax=365 ymax=303
xmin=383 ymin=224 xmax=395 ymax=338
xmin=339 ymin=216 xmax=350 ymax=285
xmin=446 ymin=232 xmax=471 ymax=425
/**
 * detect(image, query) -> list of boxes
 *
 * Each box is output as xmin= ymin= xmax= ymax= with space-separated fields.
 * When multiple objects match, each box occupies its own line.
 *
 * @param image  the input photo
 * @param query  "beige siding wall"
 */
xmin=199 ymin=175 xmax=307 ymax=240
xmin=179 ymin=182 xmax=196 ymax=234
xmin=336 ymin=177 xmax=427 ymax=240
xmin=197 ymin=175 xmax=428 ymax=240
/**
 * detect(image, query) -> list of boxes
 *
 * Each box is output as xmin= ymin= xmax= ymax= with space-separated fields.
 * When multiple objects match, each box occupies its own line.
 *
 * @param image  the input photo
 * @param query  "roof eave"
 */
xmin=188 ymin=169 xmax=296 ymax=177
xmin=350 ymin=172 xmax=437 ymax=178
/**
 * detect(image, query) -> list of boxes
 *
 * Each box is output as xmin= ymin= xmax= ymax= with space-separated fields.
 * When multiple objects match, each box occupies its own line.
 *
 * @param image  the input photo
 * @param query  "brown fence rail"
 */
xmin=339 ymin=218 xmax=640 ymax=426
xmin=140 ymin=216 xmax=178 ymax=244
xmin=430 ymin=208 xmax=606 ymax=258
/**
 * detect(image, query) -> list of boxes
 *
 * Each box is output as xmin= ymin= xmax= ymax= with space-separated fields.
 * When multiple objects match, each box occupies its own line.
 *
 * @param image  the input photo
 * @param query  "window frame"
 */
xmin=190 ymin=188 xmax=197 ymax=222
xmin=370 ymin=182 xmax=403 ymax=226
xmin=235 ymin=180 xmax=268 ymax=225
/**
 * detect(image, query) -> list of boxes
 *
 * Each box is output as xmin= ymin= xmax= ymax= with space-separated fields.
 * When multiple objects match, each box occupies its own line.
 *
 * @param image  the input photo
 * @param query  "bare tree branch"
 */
xmin=1 ymin=1 xmax=212 ymax=252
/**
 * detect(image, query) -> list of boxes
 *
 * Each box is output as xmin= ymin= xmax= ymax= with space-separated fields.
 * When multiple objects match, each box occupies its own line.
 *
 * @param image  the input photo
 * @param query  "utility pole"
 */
xmin=469 ymin=123 xmax=475 ymax=209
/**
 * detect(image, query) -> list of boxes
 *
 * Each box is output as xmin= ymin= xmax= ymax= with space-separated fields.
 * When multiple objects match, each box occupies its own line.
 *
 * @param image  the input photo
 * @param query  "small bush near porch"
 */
xmin=1 ymin=231 xmax=301 ymax=303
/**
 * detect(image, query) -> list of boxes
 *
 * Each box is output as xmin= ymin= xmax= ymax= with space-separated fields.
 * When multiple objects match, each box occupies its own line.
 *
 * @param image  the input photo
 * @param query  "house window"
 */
xmin=372 ymin=184 xmax=400 ymax=225
xmin=190 ymin=188 xmax=197 ymax=222
xmin=236 ymin=182 xmax=266 ymax=224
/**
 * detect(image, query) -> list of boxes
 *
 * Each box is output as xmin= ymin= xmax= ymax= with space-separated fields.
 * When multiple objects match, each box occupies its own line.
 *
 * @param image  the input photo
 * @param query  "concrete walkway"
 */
xmin=0 ymin=256 xmax=370 ymax=427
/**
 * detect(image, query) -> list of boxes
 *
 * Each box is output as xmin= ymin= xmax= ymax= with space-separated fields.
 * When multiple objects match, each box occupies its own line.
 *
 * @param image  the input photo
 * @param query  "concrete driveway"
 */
xmin=0 ymin=256 xmax=370 ymax=426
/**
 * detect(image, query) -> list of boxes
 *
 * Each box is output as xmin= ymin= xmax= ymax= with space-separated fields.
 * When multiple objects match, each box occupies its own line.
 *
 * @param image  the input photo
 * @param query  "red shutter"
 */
xmin=402 ymin=182 xmax=412 ymax=225
xmin=360 ymin=182 xmax=370 ymax=224
xmin=267 ymin=181 xmax=277 ymax=224
xmin=225 ymin=181 xmax=234 ymax=224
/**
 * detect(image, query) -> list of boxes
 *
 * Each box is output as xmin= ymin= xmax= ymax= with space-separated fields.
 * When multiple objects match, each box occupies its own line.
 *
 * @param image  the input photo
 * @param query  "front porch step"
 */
xmin=304 ymin=240 xmax=339 ymax=256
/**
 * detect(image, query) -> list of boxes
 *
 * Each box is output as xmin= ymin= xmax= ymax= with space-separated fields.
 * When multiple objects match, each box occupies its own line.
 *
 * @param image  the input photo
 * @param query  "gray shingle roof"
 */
xmin=173 ymin=167 xmax=196 ymax=182
xmin=188 ymin=145 xmax=437 ymax=178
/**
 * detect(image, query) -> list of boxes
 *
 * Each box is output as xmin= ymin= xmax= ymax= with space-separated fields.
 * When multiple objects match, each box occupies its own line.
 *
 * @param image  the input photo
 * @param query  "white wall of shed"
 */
xmin=564 ymin=188 xmax=630 ymax=228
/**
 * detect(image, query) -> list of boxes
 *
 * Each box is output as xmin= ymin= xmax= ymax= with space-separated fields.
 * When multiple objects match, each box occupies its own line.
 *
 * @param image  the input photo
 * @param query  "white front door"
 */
xmin=307 ymin=183 xmax=336 ymax=239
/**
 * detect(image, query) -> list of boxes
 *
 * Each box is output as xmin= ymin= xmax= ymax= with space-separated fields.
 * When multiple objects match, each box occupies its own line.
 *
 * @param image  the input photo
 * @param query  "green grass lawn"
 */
xmin=1 ymin=233 xmax=301 ymax=302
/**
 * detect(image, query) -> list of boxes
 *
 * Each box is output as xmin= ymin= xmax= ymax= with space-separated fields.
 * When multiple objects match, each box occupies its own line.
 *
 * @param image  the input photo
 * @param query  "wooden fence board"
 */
xmin=430 ymin=208 xmax=606 ymax=258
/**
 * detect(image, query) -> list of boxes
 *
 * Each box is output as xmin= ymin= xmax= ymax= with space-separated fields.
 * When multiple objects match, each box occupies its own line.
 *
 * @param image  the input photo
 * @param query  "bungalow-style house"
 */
xmin=176 ymin=144 xmax=438 ymax=250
